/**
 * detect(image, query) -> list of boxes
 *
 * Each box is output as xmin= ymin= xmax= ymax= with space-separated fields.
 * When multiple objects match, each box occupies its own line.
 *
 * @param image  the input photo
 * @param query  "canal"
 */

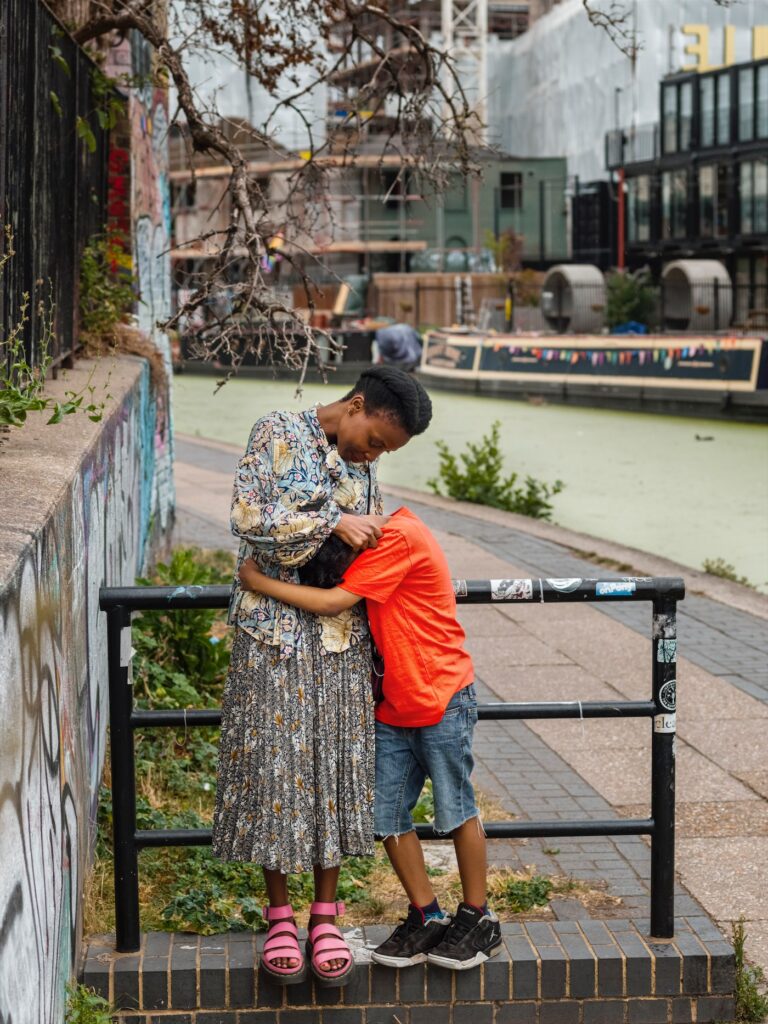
xmin=173 ymin=375 xmax=768 ymax=593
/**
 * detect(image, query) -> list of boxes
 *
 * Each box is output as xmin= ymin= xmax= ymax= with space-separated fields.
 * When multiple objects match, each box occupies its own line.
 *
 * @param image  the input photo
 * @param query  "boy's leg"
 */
xmin=417 ymin=684 xmax=502 ymax=970
xmin=382 ymin=830 xmax=435 ymax=908
xmin=371 ymin=720 xmax=452 ymax=967
xmin=452 ymin=815 xmax=487 ymax=908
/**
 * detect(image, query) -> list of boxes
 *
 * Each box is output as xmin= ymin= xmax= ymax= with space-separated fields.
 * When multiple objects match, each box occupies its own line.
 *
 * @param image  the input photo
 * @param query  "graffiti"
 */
xmin=0 ymin=365 xmax=171 ymax=1022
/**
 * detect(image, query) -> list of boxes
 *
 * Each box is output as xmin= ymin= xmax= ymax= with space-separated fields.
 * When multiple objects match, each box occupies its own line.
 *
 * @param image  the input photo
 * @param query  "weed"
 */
xmin=702 ymin=558 xmax=756 ymax=590
xmin=733 ymin=918 xmax=768 ymax=1023
xmin=428 ymin=421 xmax=564 ymax=521
xmin=492 ymin=874 xmax=553 ymax=913
xmin=79 ymin=234 xmax=135 ymax=343
xmin=411 ymin=780 xmax=435 ymax=824
xmin=1 ymin=225 xmax=107 ymax=429
xmin=64 ymin=982 xmax=111 ymax=1024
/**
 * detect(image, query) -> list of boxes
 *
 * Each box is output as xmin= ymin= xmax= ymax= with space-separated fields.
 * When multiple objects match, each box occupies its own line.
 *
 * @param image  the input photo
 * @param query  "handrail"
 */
xmin=100 ymin=574 xmax=683 ymax=951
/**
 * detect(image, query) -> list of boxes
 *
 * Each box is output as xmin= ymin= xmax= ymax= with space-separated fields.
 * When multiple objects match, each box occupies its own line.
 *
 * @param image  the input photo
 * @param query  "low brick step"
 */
xmin=82 ymin=917 xmax=735 ymax=1024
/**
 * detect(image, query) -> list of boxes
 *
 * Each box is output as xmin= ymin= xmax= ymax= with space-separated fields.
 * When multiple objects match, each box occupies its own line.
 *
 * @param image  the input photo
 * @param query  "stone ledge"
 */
xmin=81 ymin=918 xmax=735 ymax=1022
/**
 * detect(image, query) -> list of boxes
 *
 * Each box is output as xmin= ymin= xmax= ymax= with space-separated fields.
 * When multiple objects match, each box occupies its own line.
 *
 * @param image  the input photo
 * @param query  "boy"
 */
xmin=238 ymin=506 xmax=502 ymax=970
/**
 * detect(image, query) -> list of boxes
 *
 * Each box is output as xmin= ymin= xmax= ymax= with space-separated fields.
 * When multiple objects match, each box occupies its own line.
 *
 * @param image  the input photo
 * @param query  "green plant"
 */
xmin=79 ymin=234 xmax=136 ymax=342
xmin=428 ymin=421 xmax=564 ymax=521
xmin=1 ymin=226 xmax=107 ymax=428
xmin=132 ymin=548 xmax=234 ymax=708
xmin=495 ymin=875 xmax=553 ymax=913
xmin=411 ymin=780 xmax=435 ymax=824
xmin=605 ymin=269 xmax=656 ymax=329
xmin=733 ymin=918 xmax=768 ymax=1023
xmin=65 ymin=982 xmax=111 ymax=1024
xmin=484 ymin=228 xmax=523 ymax=273
xmin=702 ymin=558 xmax=756 ymax=589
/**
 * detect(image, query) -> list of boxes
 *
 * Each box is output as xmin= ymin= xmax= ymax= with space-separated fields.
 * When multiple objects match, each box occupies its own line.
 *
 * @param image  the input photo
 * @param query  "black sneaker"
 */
xmin=371 ymin=905 xmax=453 ymax=967
xmin=426 ymin=902 xmax=502 ymax=970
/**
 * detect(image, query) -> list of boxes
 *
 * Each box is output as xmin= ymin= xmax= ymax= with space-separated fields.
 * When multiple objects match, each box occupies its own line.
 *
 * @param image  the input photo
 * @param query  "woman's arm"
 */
xmin=232 ymin=417 xmax=386 ymax=564
xmin=239 ymin=558 xmax=363 ymax=617
xmin=231 ymin=417 xmax=341 ymax=566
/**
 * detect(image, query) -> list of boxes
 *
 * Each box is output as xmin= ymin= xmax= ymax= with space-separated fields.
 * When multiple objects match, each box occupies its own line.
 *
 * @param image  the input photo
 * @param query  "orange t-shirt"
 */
xmin=338 ymin=507 xmax=474 ymax=727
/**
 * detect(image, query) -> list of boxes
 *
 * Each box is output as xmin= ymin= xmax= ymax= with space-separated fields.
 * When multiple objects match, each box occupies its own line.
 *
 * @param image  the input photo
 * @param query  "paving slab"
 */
xmin=172 ymin=434 xmax=768 ymax=981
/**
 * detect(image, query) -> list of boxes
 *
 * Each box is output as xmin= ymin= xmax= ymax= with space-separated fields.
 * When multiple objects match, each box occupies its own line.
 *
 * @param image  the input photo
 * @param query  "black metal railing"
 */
xmin=100 ymin=575 xmax=683 ymax=952
xmin=0 ymin=0 xmax=110 ymax=375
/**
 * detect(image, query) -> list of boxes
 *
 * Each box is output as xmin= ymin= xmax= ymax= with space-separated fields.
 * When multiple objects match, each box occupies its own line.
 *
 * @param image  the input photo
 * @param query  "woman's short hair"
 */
xmin=344 ymin=366 xmax=432 ymax=436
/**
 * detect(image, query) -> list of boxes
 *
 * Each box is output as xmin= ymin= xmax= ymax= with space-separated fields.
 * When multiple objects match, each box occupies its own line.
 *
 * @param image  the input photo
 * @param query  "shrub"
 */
xmin=605 ymin=269 xmax=656 ymax=329
xmin=428 ymin=421 xmax=564 ymax=521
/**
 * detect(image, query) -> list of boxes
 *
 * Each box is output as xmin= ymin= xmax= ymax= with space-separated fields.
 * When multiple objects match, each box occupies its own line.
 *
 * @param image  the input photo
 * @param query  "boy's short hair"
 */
xmin=298 ymin=533 xmax=358 ymax=589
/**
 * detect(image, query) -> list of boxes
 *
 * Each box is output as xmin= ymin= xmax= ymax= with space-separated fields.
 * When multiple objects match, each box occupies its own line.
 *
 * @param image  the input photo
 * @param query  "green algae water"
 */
xmin=173 ymin=375 xmax=768 ymax=593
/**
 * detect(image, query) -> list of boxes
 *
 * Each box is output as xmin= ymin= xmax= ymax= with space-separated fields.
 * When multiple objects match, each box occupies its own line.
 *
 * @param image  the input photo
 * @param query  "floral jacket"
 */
xmin=228 ymin=406 xmax=382 ymax=658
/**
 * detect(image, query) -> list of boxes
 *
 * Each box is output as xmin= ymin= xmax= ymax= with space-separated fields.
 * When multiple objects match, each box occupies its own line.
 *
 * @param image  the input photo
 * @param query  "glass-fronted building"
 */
xmin=606 ymin=58 xmax=768 ymax=317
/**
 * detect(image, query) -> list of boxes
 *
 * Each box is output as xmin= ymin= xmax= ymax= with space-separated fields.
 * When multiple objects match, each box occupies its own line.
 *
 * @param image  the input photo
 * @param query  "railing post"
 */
xmin=107 ymin=605 xmax=141 ymax=952
xmin=650 ymin=596 xmax=677 ymax=938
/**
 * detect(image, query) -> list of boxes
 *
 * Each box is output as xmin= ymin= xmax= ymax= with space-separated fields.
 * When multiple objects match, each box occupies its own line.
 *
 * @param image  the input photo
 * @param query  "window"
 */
xmin=739 ymin=67 xmax=754 ymax=141
xmin=740 ymin=159 xmax=768 ymax=234
xmin=758 ymin=65 xmax=768 ymax=139
xmin=662 ymin=169 xmax=687 ymax=239
xmin=717 ymin=71 xmax=731 ymax=145
xmin=499 ymin=172 xmax=523 ymax=210
xmin=627 ymin=175 xmax=650 ymax=242
xmin=700 ymin=76 xmax=715 ymax=147
xmin=680 ymin=81 xmax=693 ymax=150
xmin=663 ymin=84 xmax=678 ymax=153
xmin=699 ymin=165 xmax=729 ymax=238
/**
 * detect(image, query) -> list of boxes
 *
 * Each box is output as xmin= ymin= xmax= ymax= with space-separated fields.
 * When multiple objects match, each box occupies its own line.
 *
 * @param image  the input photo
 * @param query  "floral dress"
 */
xmin=212 ymin=407 xmax=379 ymax=873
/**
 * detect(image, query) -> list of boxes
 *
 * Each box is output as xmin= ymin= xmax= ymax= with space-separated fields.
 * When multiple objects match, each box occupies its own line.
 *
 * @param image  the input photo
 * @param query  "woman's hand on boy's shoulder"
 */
xmin=238 ymin=558 xmax=266 ymax=591
xmin=333 ymin=513 xmax=390 ymax=551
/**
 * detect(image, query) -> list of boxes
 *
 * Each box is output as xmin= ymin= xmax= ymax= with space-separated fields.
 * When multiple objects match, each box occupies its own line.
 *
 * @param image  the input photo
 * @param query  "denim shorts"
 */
xmin=374 ymin=684 xmax=479 ymax=838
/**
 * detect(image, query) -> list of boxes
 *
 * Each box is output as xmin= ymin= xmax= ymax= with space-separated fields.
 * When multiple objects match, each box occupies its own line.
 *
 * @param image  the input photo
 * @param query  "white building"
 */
xmin=487 ymin=0 xmax=768 ymax=183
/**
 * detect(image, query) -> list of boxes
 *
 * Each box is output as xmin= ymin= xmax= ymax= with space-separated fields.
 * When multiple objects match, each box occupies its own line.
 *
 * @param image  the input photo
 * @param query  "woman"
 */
xmin=212 ymin=366 xmax=432 ymax=987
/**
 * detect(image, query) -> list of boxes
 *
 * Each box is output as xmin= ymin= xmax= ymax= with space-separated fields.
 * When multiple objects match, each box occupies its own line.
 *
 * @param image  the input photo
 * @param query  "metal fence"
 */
xmin=0 ymin=0 xmax=110 ymax=376
xmin=99 ymin=575 xmax=683 ymax=952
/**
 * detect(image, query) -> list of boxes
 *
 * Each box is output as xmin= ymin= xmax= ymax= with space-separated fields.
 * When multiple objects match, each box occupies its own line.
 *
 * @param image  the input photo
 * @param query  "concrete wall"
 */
xmin=0 ymin=358 xmax=173 ymax=1024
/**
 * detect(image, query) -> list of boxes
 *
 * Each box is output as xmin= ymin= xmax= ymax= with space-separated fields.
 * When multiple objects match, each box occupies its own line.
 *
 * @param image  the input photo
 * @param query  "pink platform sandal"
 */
xmin=306 ymin=900 xmax=354 ymax=987
xmin=260 ymin=904 xmax=306 ymax=985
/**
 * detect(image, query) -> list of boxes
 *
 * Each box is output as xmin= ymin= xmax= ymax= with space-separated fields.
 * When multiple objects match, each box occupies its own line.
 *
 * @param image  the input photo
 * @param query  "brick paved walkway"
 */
xmin=173 ymin=434 xmax=768 ymax=976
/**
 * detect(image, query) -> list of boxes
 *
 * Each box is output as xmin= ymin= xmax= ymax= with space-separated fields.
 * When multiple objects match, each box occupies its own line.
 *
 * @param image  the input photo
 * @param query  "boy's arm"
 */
xmin=238 ymin=559 xmax=363 ymax=617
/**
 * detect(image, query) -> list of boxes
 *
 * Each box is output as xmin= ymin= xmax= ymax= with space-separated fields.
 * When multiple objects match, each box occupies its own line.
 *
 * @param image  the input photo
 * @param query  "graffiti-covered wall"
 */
xmin=0 ymin=29 xmax=175 ymax=1024
xmin=0 ymin=359 xmax=171 ymax=1024
xmin=106 ymin=31 xmax=175 ymax=524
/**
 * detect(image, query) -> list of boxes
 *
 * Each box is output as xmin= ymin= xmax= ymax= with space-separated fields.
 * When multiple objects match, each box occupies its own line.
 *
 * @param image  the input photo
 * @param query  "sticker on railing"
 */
xmin=452 ymin=579 xmax=468 ymax=597
xmin=120 ymin=628 xmax=134 ymax=669
xmin=658 ymin=679 xmax=677 ymax=711
xmin=545 ymin=578 xmax=582 ymax=592
xmin=657 ymin=639 xmax=677 ymax=663
xmin=654 ymin=713 xmax=676 ymax=733
xmin=491 ymin=579 xmax=533 ymax=601
xmin=595 ymin=581 xmax=636 ymax=597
